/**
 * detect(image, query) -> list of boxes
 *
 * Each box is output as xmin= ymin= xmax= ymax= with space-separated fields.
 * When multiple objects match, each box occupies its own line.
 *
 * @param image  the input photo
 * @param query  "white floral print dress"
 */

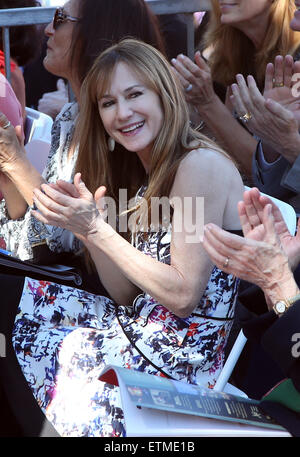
xmin=12 ymin=187 xmax=239 ymax=437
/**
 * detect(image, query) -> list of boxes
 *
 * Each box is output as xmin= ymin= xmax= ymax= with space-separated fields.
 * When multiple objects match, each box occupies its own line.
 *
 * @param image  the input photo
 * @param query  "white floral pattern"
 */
xmin=12 ymin=211 xmax=239 ymax=436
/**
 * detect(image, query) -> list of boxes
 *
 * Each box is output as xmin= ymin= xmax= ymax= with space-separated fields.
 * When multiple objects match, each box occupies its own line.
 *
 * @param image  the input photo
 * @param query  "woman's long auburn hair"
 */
xmin=75 ymin=39 xmax=229 ymax=230
xmin=203 ymin=0 xmax=300 ymax=89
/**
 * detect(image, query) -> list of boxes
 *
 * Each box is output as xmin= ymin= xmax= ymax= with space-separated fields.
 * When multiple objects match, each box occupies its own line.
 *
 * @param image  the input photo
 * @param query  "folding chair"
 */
xmin=24 ymin=107 xmax=53 ymax=174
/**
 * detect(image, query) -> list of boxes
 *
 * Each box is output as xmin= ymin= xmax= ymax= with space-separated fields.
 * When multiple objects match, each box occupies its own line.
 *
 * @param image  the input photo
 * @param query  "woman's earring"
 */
xmin=108 ymin=137 xmax=115 ymax=152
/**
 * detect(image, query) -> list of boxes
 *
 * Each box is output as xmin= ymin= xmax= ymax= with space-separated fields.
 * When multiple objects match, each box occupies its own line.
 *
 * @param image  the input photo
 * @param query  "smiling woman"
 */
xmin=10 ymin=39 xmax=246 ymax=437
xmin=0 ymin=0 xmax=172 ymax=438
xmin=0 ymin=0 xmax=166 ymax=264
xmin=98 ymin=63 xmax=164 ymax=172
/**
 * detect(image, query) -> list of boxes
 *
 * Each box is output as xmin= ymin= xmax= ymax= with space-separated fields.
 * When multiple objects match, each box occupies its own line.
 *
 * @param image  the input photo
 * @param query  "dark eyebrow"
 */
xmin=101 ymin=84 xmax=144 ymax=99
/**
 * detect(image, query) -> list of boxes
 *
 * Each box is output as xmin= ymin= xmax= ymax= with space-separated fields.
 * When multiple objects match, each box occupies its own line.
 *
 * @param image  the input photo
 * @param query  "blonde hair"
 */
xmin=75 ymin=38 xmax=229 ymax=229
xmin=203 ymin=0 xmax=300 ymax=89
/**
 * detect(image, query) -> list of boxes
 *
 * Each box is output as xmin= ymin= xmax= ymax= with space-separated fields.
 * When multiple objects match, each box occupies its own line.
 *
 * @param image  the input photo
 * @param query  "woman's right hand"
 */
xmin=32 ymin=173 xmax=108 ymax=242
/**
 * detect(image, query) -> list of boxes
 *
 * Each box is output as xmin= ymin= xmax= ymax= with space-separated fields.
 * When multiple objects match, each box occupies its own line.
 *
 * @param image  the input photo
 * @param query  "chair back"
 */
xmin=24 ymin=107 xmax=53 ymax=174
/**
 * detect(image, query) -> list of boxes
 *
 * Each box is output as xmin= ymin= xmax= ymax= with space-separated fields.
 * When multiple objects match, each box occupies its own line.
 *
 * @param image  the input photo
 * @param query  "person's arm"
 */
xmin=32 ymin=149 xmax=244 ymax=315
xmin=280 ymin=154 xmax=300 ymax=194
xmin=0 ymin=174 xmax=27 ymax=219
xmin=252 ymin=141 xmax=297 ymax=201
xmin=171 ymin=52 xmax=257 ymax=177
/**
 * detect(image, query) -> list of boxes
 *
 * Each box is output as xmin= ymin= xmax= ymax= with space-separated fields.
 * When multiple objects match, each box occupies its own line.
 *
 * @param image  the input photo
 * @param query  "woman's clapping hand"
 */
xmin=32 ymin=172 xmax=107 ymax=242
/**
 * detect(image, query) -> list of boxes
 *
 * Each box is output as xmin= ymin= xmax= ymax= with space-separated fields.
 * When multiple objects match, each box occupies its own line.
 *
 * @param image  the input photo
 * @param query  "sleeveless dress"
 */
xmin=12 ymin=187 xmax=239 ymax=437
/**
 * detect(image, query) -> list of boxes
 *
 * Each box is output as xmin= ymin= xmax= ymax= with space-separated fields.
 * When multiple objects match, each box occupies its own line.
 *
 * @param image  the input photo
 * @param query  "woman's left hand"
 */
xmin=171 ymin=51 xmax=217 ymax=109
xmin=0 ymin=113 xmax=24 ymax=171
xmin=32 ymin=172 xmax=105 ymax=241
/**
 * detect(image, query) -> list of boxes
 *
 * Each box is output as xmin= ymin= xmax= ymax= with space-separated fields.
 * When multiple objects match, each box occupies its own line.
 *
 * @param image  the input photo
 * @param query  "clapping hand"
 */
xmin=230 ymin=56 xmax=300 ymax=161
xmin=202 ymin=187 xmax=299 ymax=307
xmin=32 ymin=173 xmax=107 ymax=242
xmin=239 ymin=187 xmax=300 ymax=271
xmin=263 ymin=55 xmax=300 ymax=123
xmin=171 ymin=51 xmax=216 ymax=108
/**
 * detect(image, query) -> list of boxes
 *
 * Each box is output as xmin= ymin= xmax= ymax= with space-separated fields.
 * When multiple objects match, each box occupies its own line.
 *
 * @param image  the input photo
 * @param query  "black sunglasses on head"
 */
xmin=53 ymin=7 xmax=80 ymax=30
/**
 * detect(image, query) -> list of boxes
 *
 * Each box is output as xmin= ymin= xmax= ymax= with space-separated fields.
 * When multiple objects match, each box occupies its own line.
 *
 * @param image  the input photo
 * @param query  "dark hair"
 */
xmin=69 ymin=0 xmax=166 ymax=84
xmin=0 ymin=0 xmax=43 ymax=66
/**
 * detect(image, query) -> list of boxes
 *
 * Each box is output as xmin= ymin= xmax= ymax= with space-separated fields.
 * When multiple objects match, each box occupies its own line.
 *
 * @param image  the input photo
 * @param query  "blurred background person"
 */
xmin=171 ymin=0 xmax=300 ymax=180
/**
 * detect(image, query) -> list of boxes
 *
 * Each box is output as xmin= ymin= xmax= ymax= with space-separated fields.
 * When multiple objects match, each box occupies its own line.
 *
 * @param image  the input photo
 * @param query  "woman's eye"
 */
xmin=102 ymin=100 xmax=114 ymax=108
xmin=129 ymin=91 xmax=143 ymax=99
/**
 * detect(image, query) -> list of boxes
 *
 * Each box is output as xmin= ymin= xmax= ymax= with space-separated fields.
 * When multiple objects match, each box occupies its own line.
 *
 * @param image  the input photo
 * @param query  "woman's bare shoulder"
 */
xmin=179 ymin=147 xmax=239 ymax=177
xmin=171 ymin=147 xmax=244 ymax=200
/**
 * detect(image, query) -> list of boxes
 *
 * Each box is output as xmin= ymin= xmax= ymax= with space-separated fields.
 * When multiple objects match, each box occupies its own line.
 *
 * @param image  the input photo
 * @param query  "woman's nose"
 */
xmin=44 ymin=20 xmax=54 ymax=37
xmin=117 ymin=101 xmax=133 ymax=120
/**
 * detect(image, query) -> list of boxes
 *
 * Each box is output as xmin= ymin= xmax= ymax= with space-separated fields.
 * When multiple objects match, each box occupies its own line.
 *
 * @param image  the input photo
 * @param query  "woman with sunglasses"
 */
xmin=0 ymin=0 xmax=165 ymax=267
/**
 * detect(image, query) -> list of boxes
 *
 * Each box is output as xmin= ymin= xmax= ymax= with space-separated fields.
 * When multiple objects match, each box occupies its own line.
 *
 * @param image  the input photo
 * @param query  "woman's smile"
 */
xmin=118 ymin=120 xmax=145 ymax=136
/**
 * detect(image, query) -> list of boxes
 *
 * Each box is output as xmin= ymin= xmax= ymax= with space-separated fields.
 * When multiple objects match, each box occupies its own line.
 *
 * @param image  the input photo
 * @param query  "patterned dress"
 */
xmin=12 ymin=188 xmax=239 ymax=437
xmin=0 ymin=102 xmax=81 ymax=260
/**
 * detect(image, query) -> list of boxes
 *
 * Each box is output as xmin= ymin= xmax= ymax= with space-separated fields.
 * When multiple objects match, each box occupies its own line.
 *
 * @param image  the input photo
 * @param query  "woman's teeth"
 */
xmin=121 ymin=121 xmax=145 ymax=133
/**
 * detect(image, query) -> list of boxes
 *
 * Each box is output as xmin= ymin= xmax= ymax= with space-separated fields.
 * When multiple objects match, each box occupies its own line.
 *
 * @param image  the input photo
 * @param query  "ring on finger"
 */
xmin=223 ymin=257 xmax=230 ymax=268
xmin=185 ymin=83 xmax=193 ymax=92
xmin=239 ymin=112 xmax=252 ymax=124
xmin=2 ymin=121 xmax=11 ymax=129
xmin=272 ymin=78 xmax=284 ymax=88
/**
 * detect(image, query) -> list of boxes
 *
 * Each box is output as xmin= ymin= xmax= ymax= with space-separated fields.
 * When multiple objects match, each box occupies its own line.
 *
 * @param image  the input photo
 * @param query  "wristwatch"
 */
xmin=273 ymin=293 xmax=300 ymax=316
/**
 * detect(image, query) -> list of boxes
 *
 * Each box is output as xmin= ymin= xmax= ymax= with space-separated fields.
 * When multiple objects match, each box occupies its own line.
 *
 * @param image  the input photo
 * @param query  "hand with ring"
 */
xmin=231 ymin=55 xmax=300 ymax=128
xmin=171 ymin=51 xmax=217 ymax=109
xmin=238 ymin=112 xmax=252 ymax=124
xmin=202 ymin=190 xmax=298 ymax=309
xmin=263 ymin=55 xmax=300 ymax=123
xmin=230 ymin=57 xmax=300 ymax=160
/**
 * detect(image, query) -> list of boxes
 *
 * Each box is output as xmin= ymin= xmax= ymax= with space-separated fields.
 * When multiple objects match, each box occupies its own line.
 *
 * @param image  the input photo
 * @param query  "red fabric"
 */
xmin=0 ymin=50 xmax=16 ymax=75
